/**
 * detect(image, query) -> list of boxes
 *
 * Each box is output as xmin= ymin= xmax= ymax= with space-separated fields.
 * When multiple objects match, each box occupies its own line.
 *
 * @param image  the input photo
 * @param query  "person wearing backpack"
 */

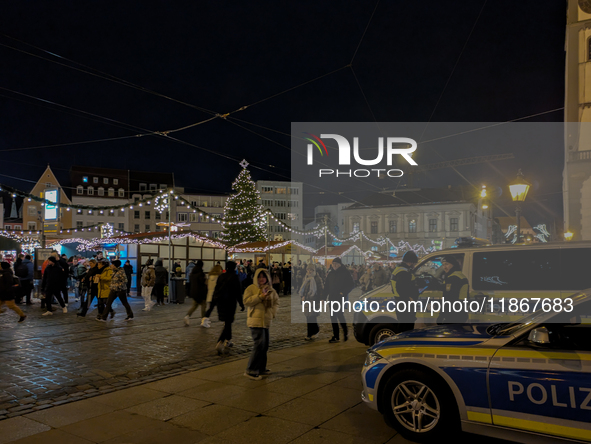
xmin=0 ymin=262 xmax=26 ymax=323
xmin=184 ymin=260 xmax=208 ymax=326
xmin=97 ymin=260 xmax=133 ymax=322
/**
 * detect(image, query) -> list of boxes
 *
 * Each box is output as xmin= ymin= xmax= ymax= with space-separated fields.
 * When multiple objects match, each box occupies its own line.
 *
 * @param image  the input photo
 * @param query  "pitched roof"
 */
xmin=344 ymin=186 xmax=477 ymax=209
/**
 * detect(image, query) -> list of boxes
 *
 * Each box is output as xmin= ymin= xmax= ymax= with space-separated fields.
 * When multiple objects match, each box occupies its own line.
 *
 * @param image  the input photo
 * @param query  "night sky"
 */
xmin=1 ymin=1 xmax=566 ymax=226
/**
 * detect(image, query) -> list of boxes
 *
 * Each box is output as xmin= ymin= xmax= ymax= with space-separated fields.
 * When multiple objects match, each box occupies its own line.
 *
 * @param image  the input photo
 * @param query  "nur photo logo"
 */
xmin=305 ymin=133 xmax=418 ymax=178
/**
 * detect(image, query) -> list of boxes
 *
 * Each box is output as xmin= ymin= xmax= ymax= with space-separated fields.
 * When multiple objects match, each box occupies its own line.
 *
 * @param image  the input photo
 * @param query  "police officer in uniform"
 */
xmin=437 ymin=256 xmax=469 ymax=324
xmin=391 ymin=251 xmax=419 ymax=333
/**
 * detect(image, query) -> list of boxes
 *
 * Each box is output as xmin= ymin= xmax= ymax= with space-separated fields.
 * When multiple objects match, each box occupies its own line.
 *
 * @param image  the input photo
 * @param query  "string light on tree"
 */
xmin=220 ymin=160 xmax=267 ymax=246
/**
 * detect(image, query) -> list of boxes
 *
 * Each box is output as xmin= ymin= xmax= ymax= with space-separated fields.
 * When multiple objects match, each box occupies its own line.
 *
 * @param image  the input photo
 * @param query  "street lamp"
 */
xmin=508 ymin=169 xmax=531 ymax=243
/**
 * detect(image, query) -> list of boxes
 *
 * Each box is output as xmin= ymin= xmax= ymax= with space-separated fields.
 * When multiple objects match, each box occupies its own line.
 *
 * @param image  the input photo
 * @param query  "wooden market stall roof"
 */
xmin=229 ymin=240 xmax=315 ymax=254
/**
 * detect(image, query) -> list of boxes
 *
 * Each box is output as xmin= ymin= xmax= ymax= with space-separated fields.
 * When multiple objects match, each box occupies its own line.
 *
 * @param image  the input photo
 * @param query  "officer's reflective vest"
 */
xmin=445 ymin=271 xmax=469 ymax=300
xmin=390 ymin=266 xmax=414 ymax=298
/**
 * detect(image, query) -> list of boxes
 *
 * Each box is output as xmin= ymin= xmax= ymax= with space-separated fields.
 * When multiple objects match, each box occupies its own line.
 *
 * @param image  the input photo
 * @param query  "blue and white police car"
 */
xmin=361 ymin=290 xmax=591 ymax=443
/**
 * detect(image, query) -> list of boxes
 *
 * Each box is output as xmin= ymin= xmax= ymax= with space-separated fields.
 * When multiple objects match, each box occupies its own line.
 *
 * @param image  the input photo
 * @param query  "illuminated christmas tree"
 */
xmin=220 ymin=160 xmax=267 ymax=246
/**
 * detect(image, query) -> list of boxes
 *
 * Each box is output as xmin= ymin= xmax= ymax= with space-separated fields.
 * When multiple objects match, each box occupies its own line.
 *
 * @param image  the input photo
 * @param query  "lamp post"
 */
xmin=508 ymin=170 xmax=531 ymax=244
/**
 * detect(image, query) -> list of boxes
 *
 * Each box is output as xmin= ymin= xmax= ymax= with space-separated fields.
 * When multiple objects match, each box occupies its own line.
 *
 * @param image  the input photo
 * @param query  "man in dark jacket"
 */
xmin=390 ymin=251 xmax=419 ymax=333
xmin=0 ymin=262 xmax=26 ymax=322
xmin=41 ymin=257 xmax=67 ymax=315
xmin=324 ymin=257 xmax=355 ymax=343
xmin=184 ymin=260 xmax=207 ymax=326
xmin=78 ymin=259 xmax=97 ymax=317
xmin=153 ymin=259 xmax=168 ymax=305
xmin=15 ymin=255 xmax=34 ymax=305
xmin=208 ymin=261 xmax=244 ymax=353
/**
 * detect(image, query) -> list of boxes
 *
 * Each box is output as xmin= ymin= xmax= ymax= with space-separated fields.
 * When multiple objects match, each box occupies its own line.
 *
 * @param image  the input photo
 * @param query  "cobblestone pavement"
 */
xmin=0 ymin=289 xmax=365 ymax=421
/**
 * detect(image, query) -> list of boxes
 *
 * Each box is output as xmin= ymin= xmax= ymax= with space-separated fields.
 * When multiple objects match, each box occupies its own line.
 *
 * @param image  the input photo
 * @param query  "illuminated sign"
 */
xmin=44 ymin=189 xmax=59 ymax=221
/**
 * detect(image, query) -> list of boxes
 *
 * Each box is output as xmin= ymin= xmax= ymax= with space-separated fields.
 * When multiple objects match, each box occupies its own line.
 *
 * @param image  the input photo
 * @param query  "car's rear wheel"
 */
xmin=369 ymin=323 xmax=397 ymax=345
xmin=382 ymin=369 xmax=458 ymax=442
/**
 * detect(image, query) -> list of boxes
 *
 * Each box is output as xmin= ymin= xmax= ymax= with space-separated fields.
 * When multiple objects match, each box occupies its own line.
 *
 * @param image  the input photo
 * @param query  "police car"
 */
xmin=361 ymin=290 xmax=591 ymax=443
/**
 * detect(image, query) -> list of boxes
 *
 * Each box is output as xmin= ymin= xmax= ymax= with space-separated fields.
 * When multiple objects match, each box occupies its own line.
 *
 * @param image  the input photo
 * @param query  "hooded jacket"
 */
xmin=142 ymin=265 xmax=156 ymax=287
xmin=243 ymin=269 xmax=279 ymax=328
xmin=97 ymin=265 xmax=113 ymax=299
xmin=211 ymin=263 xmax=244 ymax=322
xmin=154 ymin=260 xmax=168 ymax=285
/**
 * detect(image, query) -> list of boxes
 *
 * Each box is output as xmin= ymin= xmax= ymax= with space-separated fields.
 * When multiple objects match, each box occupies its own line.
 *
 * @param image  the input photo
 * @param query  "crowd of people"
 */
xmin=0 ymin=250 xmax=399 ymax=381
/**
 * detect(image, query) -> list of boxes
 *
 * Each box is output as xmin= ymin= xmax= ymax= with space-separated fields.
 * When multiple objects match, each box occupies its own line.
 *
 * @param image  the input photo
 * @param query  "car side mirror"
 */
xmin=528 ymin=327 xmax=550 ymax=344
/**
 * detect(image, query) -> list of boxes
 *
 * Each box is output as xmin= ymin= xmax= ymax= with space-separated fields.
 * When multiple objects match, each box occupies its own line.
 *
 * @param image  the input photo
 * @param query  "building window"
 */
xmin=116 ymin=188 xmax=124 ymax=198
xmin=160 ymin=184 xmax=167 ymax=190
xmin=77 ymin=186 xmax=84 ymax=195
xmin=156 ymin=226 xmax=161 ymax=232
xmin=178 ymin=213 xmax=188 ymax=222
xmin=371 ymin=221 xmax=378 ymax=234
xmin=429 ymin=219 xmax=437 ymax=232
xmin=45 ymin=182 xmax=51 ymax=188
xmin=87 ymin=186 xmax=94 ymax=195
xmin=289 ymin=187 xmax=299 ymax=195
xmin=134 ymin=211 xmax=140 ymax=219
xmin=145 ymin=211 xmax=151 ymax=220
xmin=118 ymin=223 xmax=125 ymax=230
xmin=262 ymin=199 xmax=273 ymax=207
xmin=113 ymin=179 xmax=118 ymax=185
xmin=409 ymin=220 xmax=417 ymax=233
xmin=288 ymin=213 xmax=298 ymax=221
xmin=98 ymin=187 xmax=104 ymax=196
xmin=450 ymin=218 xmax=459 ymax=232
xmin=155 ymin=212 xmax=161 ymax=220
xmin=108 ymin=188 xmax=115 ymax=197
xmin=288 ymin=200 xmax=298 ymax=207
xmin=134 ymin=224 xmax=140 ymax=233
xmin=93 ymin=177 xmax=98 ymax=183
xmin=275 ymin=187 xmax=286 ymax=194
xmin=102 ymin=178 xmax=108 ymax=184
xmin=262 ymin=186 xmax=273 ymax=194
xmin=275 ymin=200 xmax=286 ymax=207
xmin=28 ymin=222 xmax=36 ymax=230
xmin=28 ymin=205 xmax=37 ymax=216
xmin=189 ymin=213 xmax=198 ymax=222
xmin=389 ymin=220 xmax=397 ymax=233
xmin=149 ymin=184 xmax=157 ymax=191
xmin=139 ymin=183 xmax=147 ymax=192
xmin=276 ymin=213 xmax=286 ymax=220
xmin=87 ymin=210 xmax=93 ymax=215
xmin=145 ymin=224 xmax=150 ymax=231
xmin=77 ymin=209 xmax=83 ymax=215
xmin=76 ymin=221 xmax=83 ymax=229
xmin=108 ymin=210 xmax=114 ymax=217
xmin=353 ymin=222 xmax=360 ymax=232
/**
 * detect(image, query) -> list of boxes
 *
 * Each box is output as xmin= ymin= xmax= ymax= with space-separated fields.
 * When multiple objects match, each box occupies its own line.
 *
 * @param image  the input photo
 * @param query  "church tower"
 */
xmin=564 ymin=1 xmax=591 ymax=240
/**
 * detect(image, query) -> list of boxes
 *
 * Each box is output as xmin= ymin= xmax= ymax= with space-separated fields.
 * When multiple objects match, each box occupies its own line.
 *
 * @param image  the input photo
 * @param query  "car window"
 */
xmin=415 ymin=254 xmax=464 ymax=278
xmin=512 ymin=300 xmax=591 ymax=350
xmin=560 ymin=248 xmax=591 ymax=291
xmin=472 ymin=250 xmax=560 ymax=291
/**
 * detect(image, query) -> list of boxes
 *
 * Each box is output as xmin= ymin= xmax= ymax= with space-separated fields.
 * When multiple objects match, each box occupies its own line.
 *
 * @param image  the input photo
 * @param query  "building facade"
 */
xmin=257 ymin=181 xmax=303 ymax=241
xmin=341 ymin=187 xmax=491 ymax=252
xmin=175 ymin=193 xmax=227 ymax=240
xmin=564 ymin=1 xmax=591 ymax=240
xmin=23 ymin=166 xmax=72 ymax=235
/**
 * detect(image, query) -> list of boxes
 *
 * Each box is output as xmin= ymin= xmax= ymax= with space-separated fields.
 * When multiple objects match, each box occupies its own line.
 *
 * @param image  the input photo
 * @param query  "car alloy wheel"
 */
xmin=391 ymin=380 xmax=440 ymax=433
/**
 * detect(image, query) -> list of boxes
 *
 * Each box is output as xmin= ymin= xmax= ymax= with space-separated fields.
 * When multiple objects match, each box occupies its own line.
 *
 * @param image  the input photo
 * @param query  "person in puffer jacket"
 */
xmin=98 ymin=260 xmax=133 ymax=322
xmin=242 ymin=268 xmax=279 ymax=380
